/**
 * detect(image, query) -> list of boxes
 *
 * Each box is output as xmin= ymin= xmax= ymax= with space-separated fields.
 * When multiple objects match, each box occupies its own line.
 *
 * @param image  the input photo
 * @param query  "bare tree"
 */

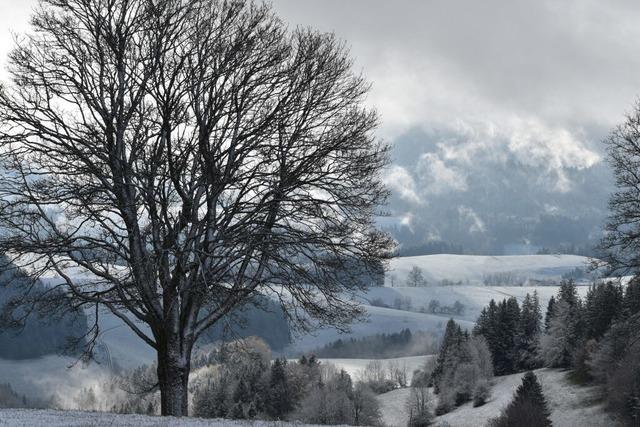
xmin=599 ymin=101 xmax=640 ymax=276
xmin=406 ymin=386 xmax=433 ymax=427
xmin=0 ymin=0 xmax=391 ymax=416
xmin=406 ymin=266 xmax=426 ymax=287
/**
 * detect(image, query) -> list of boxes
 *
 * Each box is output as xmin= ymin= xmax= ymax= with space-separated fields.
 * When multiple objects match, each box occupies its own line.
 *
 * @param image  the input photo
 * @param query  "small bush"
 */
xmin=410 ymin=369 xmax=432 ymax=388
xmin=472 ymin=380 xmax=491 ymax=407
xmin=364 ymin=378 xmax=397 ymax=395
xmin=406 ymin=387 xmax=433 ymax=427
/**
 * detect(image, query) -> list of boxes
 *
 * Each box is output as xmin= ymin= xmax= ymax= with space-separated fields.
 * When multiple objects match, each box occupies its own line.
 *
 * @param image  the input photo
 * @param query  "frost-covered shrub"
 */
xmin=472 ymin=379 xmax=491 ymax=407
xmin=432 ymin=325 xmax=493 ymax=414
xmin=293 ymin=367 xmax=382 ymax=426
xmin=586 ymin=317 xmax=640 ymax=424
xmin=406 ymin=387 xmax=433 ymax=427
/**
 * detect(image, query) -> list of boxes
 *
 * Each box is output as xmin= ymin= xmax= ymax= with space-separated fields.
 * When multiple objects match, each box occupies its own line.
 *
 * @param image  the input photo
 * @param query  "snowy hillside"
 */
xmin=0 ymin=409 xmax=346 ymax=426
xmin=0 ymin=254 xmax=601 ymax=394
xmin=386 ymin=254 xmax=593 ymax=286
xmin=286 ymin=280 xmax=592 ymax=354
xmin=285 ymin=306 xmax=475 ymax=354
xmin=377 ymin=368 xmax=621 ymax=427
xmin=14 ymin=254 xmax=597 ymax=364
xmin=358 ymin=285 xmax=591 ymax=322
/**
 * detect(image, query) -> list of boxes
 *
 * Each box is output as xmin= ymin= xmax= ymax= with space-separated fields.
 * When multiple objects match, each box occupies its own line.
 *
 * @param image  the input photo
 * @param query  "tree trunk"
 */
xmin=157 ymin=339 xmax=191 ymax=416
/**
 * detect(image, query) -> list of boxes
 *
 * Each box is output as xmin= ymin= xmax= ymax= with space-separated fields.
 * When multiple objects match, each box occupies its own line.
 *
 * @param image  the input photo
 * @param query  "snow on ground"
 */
xmin=359 ymin=285 xmax=591 ymax=322
xmin=0 ymin=409 xmax=342 ymax=427
xmin=318 ymin=355 xmax=434 ymax=384
xmin=25 ymin=254 xmax=598 ymax=366
xmin=377 ymin=368 xmax=622 ymax=427
xmin=377 ymin=387 xmax=412 ymax=427
xmin=285 ymin=255 xmax=597 ymax=354
xmin=1 ymin=254 xmax=606 ymax=407
xmin=386 ymin=254 xmax=593 ymax=286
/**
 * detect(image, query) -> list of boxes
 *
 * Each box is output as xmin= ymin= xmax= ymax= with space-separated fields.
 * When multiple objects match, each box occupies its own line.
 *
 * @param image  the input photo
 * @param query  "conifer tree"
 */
xmin=231 ymin=380 xmax=250 ymax=419
xmin=518 ymin=292 xmax=542 ymax=370
xmin=490 ymin=371 xmax=552 ymax=427
xmin=540 ymin=279 xmax=584 ymax=368
xmin=540 ymin=299 xmax=578 ymax=368
xmin=558 ymin=279 xmax=580 ymax=309
xmin=624 ymin=277 xmax=640 ymax=316
xmin=544 ymin=296 xmax=555 ymax=332
xmin=432 ymin=319 xmax=462 ymax=391
xmin=474 ymin=299 xmax=499 ymax=368
xmin=492 ymin=298 xmax=521 ymax=375
xmin=584 ymin=282 xmax=623 ymax=340
xmin=266 ymin=358 xmax=292 ymax=419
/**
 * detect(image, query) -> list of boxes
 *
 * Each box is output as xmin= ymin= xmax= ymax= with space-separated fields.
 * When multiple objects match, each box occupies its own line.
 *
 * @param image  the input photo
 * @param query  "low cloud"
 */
xmin=383 ymin=165 xmax=423 ymax=204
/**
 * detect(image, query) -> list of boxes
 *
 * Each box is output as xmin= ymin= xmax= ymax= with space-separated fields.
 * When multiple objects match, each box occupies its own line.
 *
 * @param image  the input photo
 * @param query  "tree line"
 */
xmin=310 ymin=329 xmax=439 ymax=359
xmin=413 ymin=278 xmax=640 ymax=425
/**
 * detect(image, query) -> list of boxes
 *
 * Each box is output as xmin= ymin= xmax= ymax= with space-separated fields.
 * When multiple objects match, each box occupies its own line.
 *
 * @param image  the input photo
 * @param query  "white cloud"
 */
xmin=458 ymin=206 xmax=486 ymax=234
xmin=410 ymin=116 xmax=601 ymax=195
xmin=382 ymin=165 xmax=422 ymax=204
xmin=416 ymin=152 xmax=468 ymax=194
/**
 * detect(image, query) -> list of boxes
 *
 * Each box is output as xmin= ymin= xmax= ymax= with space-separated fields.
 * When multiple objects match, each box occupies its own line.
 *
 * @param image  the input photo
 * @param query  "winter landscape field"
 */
xmin=3 ymin=0 xmax=640 ymax=426
xmin=0 ymin=254 xmax=611 ymax=426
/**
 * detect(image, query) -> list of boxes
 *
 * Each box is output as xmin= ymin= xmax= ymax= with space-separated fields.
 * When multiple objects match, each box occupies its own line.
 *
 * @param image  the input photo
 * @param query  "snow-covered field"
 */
xmin=386 ymin=254 xmax=593 ymax=286
xmin=0 ymin=409 xmax=343 ymax=426
xmin=318 ymin=355 xmax=434 ymax=384
xmin=377 ymin=368 xmax=622 ymax=427
xmin=16 ymin=254 xmax=598 ymax=364
xmin=358 ymin=284 xmax=591 ymax=322
xmin=0 ymin=253 xmax=611 ymax=422
xmin=286 ymin=254 xmax=596 ymax=353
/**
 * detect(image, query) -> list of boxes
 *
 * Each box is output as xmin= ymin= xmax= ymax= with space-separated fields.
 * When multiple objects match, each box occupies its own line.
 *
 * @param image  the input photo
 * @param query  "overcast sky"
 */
xmin=2 ymin=1 xmax=638 ymax=252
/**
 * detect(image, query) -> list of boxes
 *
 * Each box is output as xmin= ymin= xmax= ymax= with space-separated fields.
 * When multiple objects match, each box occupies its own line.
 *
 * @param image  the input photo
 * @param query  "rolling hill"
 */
xmin=377 ymin=368 xmax=621 ymax=427
xmin=385 ymin=254 xmax=594 ymax=286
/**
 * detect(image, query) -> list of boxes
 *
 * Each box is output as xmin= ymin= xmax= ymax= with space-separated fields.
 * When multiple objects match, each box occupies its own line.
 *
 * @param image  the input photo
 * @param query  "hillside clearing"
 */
xmin=377 ymin=368 xmax=622 ymax=427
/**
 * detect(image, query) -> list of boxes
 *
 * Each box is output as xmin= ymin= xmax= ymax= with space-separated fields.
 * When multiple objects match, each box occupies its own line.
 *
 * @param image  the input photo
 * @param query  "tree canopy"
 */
xmin=0 ymin=0 xmax=392 ymax=415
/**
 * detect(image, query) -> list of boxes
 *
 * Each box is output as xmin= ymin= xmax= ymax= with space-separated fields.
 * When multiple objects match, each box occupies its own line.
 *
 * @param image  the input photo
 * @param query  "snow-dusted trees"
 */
xmin=0 ymin=0 xmax=391 ymax=416
xmin=583 ymin=280 xmax=640 ymax=424
xmin=517 ymin=292 xmax=542 ymax=370
xmin=264 ymin=358 xmax=292 ymax=420
xmin=431 ymin=319 xmax=493 ymax=415
xmin=475 ymin=297 xmax=520 ymax=374
xmin=352 ymin=383 xmax=382 ymax=426
xmin=406 ymin=386 xmax=433 ymax=427
xmin=406 ymin=266 xmax=427 ymax=287
xmin=473 ymin=293 xmax=543 ymax=375
xmin=293 ymin=367 xmax=382 ymax=426
xmin=489 ymin=371 xmax=552 ymax=427
xmin=583 ymin=281 xmax=623 ymax=341
xmin=539 ymin=300 xmax=573 ymax=368
xmin=539 ymin=280 xmax=583 ymax=368
xmin=544 ymin=296 xmax=555 ymax=332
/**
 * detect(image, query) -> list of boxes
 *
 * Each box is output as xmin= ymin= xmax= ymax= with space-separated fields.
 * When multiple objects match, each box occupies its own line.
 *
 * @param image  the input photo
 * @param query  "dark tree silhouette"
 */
xmin=490 ymin=371 xmax=552 ymax=427
xmin=0 ymin=0 xmax=391 ymax=416
xmin=600 ymin=101 xmax=640 ymax=275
